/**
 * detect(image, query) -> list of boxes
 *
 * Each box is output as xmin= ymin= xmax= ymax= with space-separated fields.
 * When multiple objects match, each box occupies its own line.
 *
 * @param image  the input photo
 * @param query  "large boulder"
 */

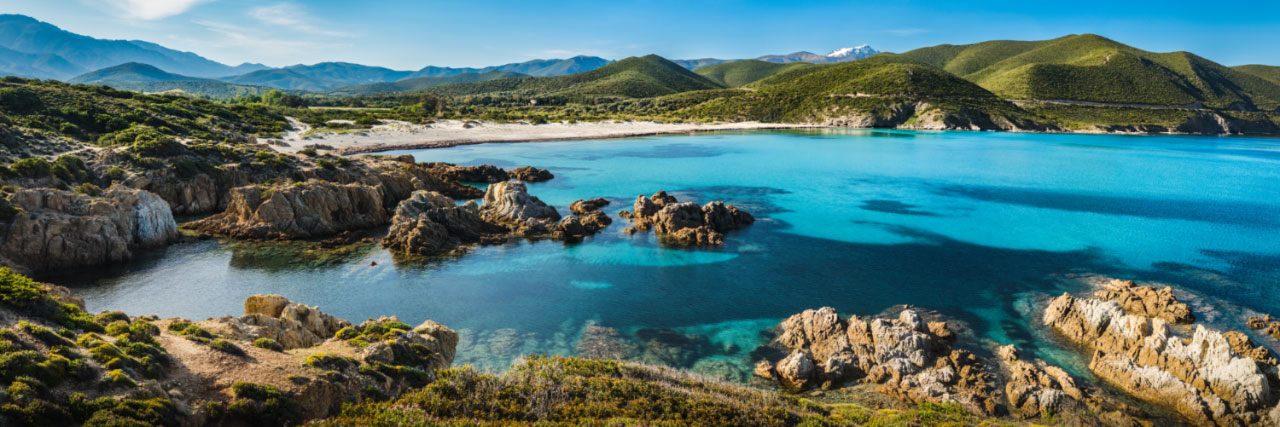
xmin=0 ymin=186 xmax=177 ymax=273
xmin=217 ymin=294 xmax=352 ymax=350
xmin=508 ymin=166 xmax=554 ymax=182
xmin=480 ymin=181 xmax=560 ymax=230
xmin=183 ymin=180 xmax=389 ymax=239
xmin=381 ymin=190 xmax=508 ymax=256
xmin=626 ymin=191 xmax=753 ymax=246
xmin=1043 ymin=293 xmax=1279 ymax=426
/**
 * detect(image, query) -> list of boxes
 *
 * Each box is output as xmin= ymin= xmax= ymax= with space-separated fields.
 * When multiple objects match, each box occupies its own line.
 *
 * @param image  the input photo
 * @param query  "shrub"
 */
xmin=303 ymin=353 xmax=356 ymax=370
xmin=105 ymin=369 xmax=136 ymax=388
xmin=18 ymin=321 xmax=68 ymax=346
xmin=9 ymin=157 xmax=52 ymax=178
xmin=253 ymin=338 xmax=282 ymax=352
xmin=209 ymin=339 xmax=243 ymax=356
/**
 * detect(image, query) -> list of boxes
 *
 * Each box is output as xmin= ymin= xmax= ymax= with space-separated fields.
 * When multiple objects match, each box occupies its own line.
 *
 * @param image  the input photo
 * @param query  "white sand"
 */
xmin=267 ymin=119 xmax=816 ymax=155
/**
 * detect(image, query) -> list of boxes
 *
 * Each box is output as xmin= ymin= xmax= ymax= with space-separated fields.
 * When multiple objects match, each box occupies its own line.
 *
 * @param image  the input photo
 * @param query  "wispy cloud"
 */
xmin=191 ymin=19 xmax=350 ymax=65
xmin=887 ymin=28 xmax=929 ymax=36
xmin=102 ymin=0 xmax=211 ymax=20
xmin=248 ymin=3 xmax=352 ymax=38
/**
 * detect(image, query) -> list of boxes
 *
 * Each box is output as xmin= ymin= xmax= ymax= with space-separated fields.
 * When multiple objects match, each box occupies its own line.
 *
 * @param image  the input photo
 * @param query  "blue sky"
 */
xmin=7 ymin=0 xmax=1280 ymax=69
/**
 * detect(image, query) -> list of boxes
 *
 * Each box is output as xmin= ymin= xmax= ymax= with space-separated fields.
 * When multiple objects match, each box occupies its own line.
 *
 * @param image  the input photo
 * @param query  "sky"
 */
xmin=5 ymin=0 xmax=1280 ymax=69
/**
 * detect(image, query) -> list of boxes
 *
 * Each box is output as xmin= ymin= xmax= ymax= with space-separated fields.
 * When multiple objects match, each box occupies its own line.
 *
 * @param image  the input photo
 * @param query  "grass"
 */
xmin=694 ymin=60 xmax=816 ymax=87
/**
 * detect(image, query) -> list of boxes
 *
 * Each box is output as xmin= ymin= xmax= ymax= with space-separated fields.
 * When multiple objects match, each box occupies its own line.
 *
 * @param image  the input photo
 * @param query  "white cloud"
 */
xmin=103 ymin=0 xmax=211 ymax=20
xmin=248 ymin=3 xmax=352 ymax=38
xmin=191 ymin=19 xmax=349 ymax=65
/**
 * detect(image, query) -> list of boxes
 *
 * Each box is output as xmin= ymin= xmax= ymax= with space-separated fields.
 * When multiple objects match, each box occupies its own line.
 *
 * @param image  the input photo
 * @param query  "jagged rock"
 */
xmin=0 ymin=186 xmax=177 ymax=273
xmin=184 ymin=180 xmax=389 ymax=239
xmin=569 ymin=198 xmax=610 ymax=215
xmin=420 ymin=163 xmax=510 ymax=183
xmin=480 ymin=181 xmax=560 ymax=230
xmin=1247 ymin=315 xmax=1280 ymax=341
xmin=381 ymin=191 xmax=508 ymax=256
xmin=758 ymin=307 xmax=997 ymax=415
xmin=1043 ymin=293 xmax=1280 ymax=426
xmin=627 ymin=192 xmax=754 ymax=246
xmin=509 ymin=166 xmax=554 ymax=182
xmin=217 ymin=294 xmax=352 ymax=349
xmin=579 ymin=211 xmax=611 ymax=231
xmin=1094 ymin=279 xmax=1194 ymax=324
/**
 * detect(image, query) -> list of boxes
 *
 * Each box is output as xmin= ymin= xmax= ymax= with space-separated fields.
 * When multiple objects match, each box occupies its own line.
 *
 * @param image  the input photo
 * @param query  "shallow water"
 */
xmin=55 ymin=129 xmax=1280 ymax=378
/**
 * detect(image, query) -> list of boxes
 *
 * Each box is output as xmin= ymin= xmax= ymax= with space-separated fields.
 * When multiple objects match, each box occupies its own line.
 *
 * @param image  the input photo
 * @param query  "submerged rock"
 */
xmin=0 ymin=186 xmax=177 ymax=273
xmin=627 ymin=191 xmax=754 ymax=245
xmin=184 ymin=180 xmax=389 ymax=239
xmin=1043 ymin=293 xmax=1280 ymax=426
xmin=1093 ymin=279 xmax=1194 ymax=324
xmin=381 ymin=191 xmax=508 ymax=256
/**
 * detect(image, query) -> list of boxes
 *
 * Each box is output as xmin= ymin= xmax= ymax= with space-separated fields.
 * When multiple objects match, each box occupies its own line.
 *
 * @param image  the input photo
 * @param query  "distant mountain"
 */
xmin=866 ymin=34 xmax=1280 ymax=111
xmin=0 ymin=46 xmax=83 ymax=79
xmin=219 ymin=62 xmax=414 ymax=91
xmin=426 ymin=55 xmax=724 ymax=98
xmin=0 ymin=14 xmax=254 ymax=78
xmin=67 ymin=62 xmax=274 ymax=98
xmin=327 ymin=71 xmax=527 ymax=96
xmin=693 ymin=60 xmax=816 ymax=87
xmin=755 ymin=51 xmax=831 ymax=64
xmin=220 ymin=68 xmax=328 ymax=91
xmin=405 ymin=56 xmax=612 ymax=79
xmin=672 ymin=45 xmax=879 ymax=70
xmin=824 ymin=45 xmax=878 ymax=61
xmin=670 ymin=58 xmax=733 ymax=70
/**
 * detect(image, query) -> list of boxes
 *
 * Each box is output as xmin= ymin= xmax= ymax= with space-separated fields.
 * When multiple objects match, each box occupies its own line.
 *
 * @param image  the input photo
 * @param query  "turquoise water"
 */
xmin=57 ymin=129 xmax=1280 ymax=377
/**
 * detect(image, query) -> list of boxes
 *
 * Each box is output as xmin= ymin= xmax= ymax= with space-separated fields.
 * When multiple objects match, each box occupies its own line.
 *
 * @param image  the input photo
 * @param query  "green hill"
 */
xmin=1235 ymin=64 xmax=1280 ymax=86
xmin=426 ymin=55 xmax=725 ymax=98
xmin=326 ymin=71 xmax=526 ymax=96
xmin=67 ymin=63 xmax=275 ymax=98
xmin=693 ymin=60 xmax=816 ymax=87
xmin=868 ymin=34 xmax=1280 ymax=110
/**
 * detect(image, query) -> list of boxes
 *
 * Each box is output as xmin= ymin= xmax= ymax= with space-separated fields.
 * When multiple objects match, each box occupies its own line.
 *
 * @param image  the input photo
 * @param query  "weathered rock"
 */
xmin=244 ymin=294 xmax=291 ymax=318
xmin=509 ymin=166 xmax=554 ymax=182
xmin=758 ymin=307 xmax=998 ymax=415
xmin=627 ymin=191 xmax=754 ymax=246
xmin=1247 ymin=315 xmax=1280 ymax=341
xmin=420 ymin=163 xmax=510 ymax=183
xmin=184 ymin=180 xmax=389 ymax=239
xmin=569 ymin=198 xmax=610 ymax=216
xmin=480 ymin=181 xmax=560 ymax=230
xmin=217 ymin=294 xmax=352 ymax=349
xmin=1094 ymin=279 xmax=1194 ymax=324
xmin=381 ymin=191 xmax=508 ymax=256
xmin=579 ymin=210 xmax=611 ymax=232
xmin=0 ymin=186 xmax=177 ymax=273
xmin=1043 ymin=293 xmax=1280 ymax=426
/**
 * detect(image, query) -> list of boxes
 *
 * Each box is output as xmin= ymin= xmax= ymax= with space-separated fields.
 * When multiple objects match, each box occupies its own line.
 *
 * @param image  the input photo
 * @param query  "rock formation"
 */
xmin=1247 ymin=315 xmax=1280 ymax=341
xmin=1093 ymin=279 xmax=1194 ymax=324
xmin=380 ymin=191 xmax=509 ymax=256
xmin=1043 ymin=293 xmax=1280 ymax=426
xmin=570 ymin=198 xmax=610 ymax=216
xmin=217 ymin=294 xmax=354 ymax=349
xmin=626 ymin=191 xmax=754 ymax=245
xmin=509 ymin=166 xmax=554 ymax=182
xmin=183 ymin=180 xmax=389 ymax=239
xmin=0 ymin=186 xmax=177 ymax=273
xmin=480 ymin=181 xmax=561 ymax=233
xmin=753 ymin=307 xmax=999 ymax=415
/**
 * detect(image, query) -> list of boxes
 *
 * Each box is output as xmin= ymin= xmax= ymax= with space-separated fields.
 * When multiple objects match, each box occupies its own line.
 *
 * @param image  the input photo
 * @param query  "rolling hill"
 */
xmin=425 ymin=55 xmax=725 ymax=98
xmin=326 ymin=71 xmax=526 ymax=95
xmin=221 ymin=62 xmax=414 ymax=90
xmin=0 ymin=14 xmax=265 ymax=78
xmin=405 ymin=56 xmax=611 ymax=79
xmin=867 ymin=34 xmax=1280 ymax=111
xmin=693 ymin=60 xmax=816 ymax=87
xmin=1235 ymin=64 xmax=1280 ymax=86
xmin=68 ymin=63 xmax=276 ymax=98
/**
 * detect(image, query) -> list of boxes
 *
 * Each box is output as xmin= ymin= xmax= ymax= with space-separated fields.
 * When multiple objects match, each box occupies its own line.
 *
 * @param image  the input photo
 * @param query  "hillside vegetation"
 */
xmin=424 ymin=55 xmax=725 ymax=98
xmin=65 ymin=63 xmax=275 ymax=99
xmin=326 ymin=71 xmax=526 ymax=96
xmin=1235 ymin=64 xmax=1280 ymax=86
xmin=694 ymin=60 xmax=816 ymax=87
xmin=869 ymin=34 xmax=1280 ymax=110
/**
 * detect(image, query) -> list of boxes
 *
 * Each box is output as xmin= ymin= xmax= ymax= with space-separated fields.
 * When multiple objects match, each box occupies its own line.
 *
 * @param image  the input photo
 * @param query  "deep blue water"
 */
xmin=57 ymin=129 xmax=1280 ymax=378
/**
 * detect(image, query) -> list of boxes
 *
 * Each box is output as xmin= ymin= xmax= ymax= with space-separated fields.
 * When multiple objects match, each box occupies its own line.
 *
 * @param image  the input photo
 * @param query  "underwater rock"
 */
xmin=576 ymin=324 xmax=640 ymax=361
xmin=1043 ymin=293 xmax=1280 ymax=426
xmin=1093 ymin=279 xmax=1194 ymax=324
xmin=509 ymin=166 xmax=554 ymax=182
xmin=691 ymin=359 xmax=748 ymax=383
xmin=0 ymin=186 xmax=177 ymax=273
xmin=184 ymin=180 xmax=389 ymax=240
xmin=635 ymin=328 xmax=715 ymax=368
xmin=381 ymin=191 xmax=509 ymax=256
xmin=627 ymin=191 xmax=754 ymax=246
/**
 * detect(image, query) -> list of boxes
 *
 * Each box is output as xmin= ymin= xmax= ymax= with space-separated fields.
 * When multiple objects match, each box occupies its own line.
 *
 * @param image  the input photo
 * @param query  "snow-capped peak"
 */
xmin=826 ymin=44 xmax=875 ymax=59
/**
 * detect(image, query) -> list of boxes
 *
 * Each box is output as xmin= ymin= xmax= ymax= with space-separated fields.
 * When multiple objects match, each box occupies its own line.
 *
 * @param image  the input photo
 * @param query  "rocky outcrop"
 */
xmin=509 ymin=166 xmax=554 ymax=182
xmin=1093 ymin=279 xmax=1194 ymax=324
xmin=480 ymin=181 xmax=560 ymax=233
xmin=570 ymin=198 xmax=610 ymax=216
xmin=1247 ymin=315 xmax=1280 ymax=341
xmin=626 ymin=191 xmax=754 ymax=245
xmin=217 ymin=294 xmax=354 ymax=349
xmin=380 ymin=191 xmax=509 ymax=256
xmin=183 ymin=180 xmax=389 ymax=240
xmin=0 ymin=186 xmax=177 ymax=273
xmin=753 ymin=307 xmax=998 ymax=415
xmin=1043 ymin=293 xmax=1280 ymax=426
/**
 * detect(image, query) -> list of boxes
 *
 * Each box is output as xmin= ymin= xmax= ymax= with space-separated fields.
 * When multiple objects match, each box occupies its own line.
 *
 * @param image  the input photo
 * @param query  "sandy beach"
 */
xmin=268 ymin=119 xmax=817 ymax=155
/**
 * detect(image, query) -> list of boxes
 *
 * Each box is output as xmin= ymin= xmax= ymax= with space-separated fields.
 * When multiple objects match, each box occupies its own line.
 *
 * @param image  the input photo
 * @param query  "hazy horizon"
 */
xmin=5 ymin=0 xmax=1280 ymax=70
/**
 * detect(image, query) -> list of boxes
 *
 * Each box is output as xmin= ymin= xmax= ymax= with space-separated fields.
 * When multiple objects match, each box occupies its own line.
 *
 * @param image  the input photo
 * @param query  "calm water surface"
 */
xmin=54 ymin=129 xmax=1280 ymax=379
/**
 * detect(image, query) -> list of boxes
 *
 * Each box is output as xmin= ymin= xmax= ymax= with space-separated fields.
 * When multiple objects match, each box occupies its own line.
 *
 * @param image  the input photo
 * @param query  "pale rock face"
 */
xmin=0 ymin=186 xmax=177 ymax=273
xmin=1043 ymin=293 xmax=1279 ymax=425
xmin=480 ymin=181 xmax=560 ymax=227
xmin=218 ymin=294 xmax=353 ymax=350
xmin=381 ymin=191 xmax=507 ymax=256
xmin=184 ymin=180 xmax=389 ymax=239
xmin=1093 ymin=279 xmax=1194 ymax=324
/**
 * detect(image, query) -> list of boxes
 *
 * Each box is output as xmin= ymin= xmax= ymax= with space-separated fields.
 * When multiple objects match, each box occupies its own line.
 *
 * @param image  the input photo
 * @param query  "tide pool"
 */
xmin=56 ymin=129 xmax=1280 ymax=377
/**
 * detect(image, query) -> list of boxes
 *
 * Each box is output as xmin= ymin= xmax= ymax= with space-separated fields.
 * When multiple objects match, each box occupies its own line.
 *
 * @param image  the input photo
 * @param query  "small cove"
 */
xmin=50 ymin=129 xmax=1280 ymax=380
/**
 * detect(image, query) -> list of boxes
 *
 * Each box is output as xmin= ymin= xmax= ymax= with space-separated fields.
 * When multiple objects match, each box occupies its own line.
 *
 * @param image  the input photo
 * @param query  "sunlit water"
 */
xmin=52 ymin=129 xmax=1280 ymax=381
